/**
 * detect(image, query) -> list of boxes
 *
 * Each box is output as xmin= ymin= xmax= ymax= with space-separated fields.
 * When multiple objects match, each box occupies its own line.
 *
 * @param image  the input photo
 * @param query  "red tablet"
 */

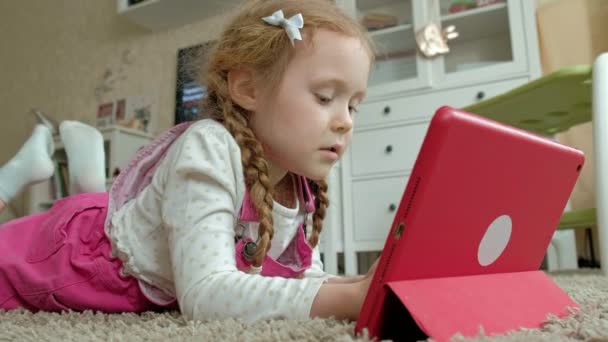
xmin=355 ymin=106 xmax=584 ymax=340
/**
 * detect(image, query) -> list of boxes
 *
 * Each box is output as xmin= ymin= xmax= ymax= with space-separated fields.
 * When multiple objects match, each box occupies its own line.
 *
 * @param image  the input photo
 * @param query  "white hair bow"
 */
xmin=262 ymin=9 xmax=304 ymax=46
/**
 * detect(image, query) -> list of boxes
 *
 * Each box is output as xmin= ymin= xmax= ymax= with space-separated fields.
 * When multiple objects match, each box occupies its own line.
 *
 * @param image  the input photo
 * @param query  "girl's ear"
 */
xmin=227 ymin=68 xmax=257 ymax=111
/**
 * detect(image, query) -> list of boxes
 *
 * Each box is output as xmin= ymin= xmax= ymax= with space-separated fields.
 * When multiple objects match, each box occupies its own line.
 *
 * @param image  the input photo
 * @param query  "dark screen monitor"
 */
xmin=175 ymin=43 xmax=209 ymax=124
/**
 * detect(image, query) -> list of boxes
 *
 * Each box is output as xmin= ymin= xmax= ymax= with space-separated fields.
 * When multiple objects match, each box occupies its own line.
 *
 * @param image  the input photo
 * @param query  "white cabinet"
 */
xmin=336 ymin=0 xmax=539 ymax=98
xmin=27 ymin=126 xmax=153 ymax=214
xmin=117 ymin=0 xmax=242 ymax=31
xmin=333 ymin=0 xmax=541 ymax=275
xmin=318 ymin=164 xmax=345 ymax=275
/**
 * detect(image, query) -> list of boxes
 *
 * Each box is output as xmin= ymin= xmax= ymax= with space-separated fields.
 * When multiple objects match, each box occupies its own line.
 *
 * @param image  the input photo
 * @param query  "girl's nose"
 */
xmin=331 ymin=108 xmax=353 ymax=133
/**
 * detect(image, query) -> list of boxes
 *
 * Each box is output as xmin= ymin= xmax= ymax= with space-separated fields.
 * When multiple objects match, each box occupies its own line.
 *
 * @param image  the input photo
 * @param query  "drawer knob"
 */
xmin=383 ymin=106 xmax=391 ymax=115
xmin=385 ymin=145 xmax=393 ymax=154
xmin=476 ymin=91 xmax=485 ymax=100
xmin=389 ymin=204 xmax=397 ymax=212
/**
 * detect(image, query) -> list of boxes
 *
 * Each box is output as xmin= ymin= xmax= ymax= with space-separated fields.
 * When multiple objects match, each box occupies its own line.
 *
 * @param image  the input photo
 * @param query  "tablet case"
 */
xmin=355 ymin=106 xmax=584 ymax=341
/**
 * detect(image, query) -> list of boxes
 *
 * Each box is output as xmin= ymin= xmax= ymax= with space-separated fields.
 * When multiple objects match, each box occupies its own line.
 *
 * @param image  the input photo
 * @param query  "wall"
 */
xmin=2 ymin=0 xmax=606 ymax=229
xmin=0 ymin=1 xmax=231 ymax=215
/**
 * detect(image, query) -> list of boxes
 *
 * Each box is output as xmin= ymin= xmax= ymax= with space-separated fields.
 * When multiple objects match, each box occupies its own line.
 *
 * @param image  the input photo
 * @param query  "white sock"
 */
xmin=59 ymin=121 xmax=106 ymax=194
xmin=0 ymin=125 xmax=55 ymax=203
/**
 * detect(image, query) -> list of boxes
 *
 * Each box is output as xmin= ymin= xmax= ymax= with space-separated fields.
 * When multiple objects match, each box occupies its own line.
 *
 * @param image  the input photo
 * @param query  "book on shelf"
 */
xmin=361 ymin=13 xmax=399 ymax=31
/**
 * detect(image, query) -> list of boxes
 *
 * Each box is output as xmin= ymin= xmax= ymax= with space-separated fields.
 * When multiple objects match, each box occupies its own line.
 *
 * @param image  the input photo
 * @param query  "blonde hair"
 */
xmin=200 ymin=0 xmax=373 ymax=267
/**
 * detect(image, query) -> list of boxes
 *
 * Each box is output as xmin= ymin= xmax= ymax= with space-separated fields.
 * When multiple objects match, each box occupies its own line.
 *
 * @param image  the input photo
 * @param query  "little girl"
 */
xmin=0 ymin=0 xmax=376 ymax=323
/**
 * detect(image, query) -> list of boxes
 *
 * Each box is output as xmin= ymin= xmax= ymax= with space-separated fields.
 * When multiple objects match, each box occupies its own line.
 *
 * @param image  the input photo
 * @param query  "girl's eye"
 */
xmin=316 ymin=94 xmax=332 ymax=104
xmin=349 ymin=106 xmax=358 ymax=115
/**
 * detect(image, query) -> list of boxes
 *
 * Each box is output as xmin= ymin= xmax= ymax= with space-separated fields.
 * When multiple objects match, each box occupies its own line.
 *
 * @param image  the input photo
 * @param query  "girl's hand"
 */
xmin=355 ymin=257 xmax=380 ymax=315
xmin=326 ymin=257 xmax=380 ymax=284
xmin=310 ymin=257 xmax=381 ymax=321
xmin=363 ymin=258 xmax=379 ymax=280
xmin=360 ymin=257 xmax=379 ymax=291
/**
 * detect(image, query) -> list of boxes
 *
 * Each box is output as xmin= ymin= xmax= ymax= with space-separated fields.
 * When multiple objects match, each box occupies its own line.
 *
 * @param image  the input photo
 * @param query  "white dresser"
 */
xmin=325 ymin=0 xmax=542 ymax=275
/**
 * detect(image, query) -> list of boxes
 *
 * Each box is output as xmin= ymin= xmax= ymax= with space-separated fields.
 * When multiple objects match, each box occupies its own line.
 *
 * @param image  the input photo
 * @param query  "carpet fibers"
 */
xmin=1 ymin=270 xmax=607 ymax=342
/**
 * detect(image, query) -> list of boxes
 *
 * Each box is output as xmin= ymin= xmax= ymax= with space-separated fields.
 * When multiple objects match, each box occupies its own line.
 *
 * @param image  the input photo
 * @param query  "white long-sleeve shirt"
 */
xmin=109 ymin=119 xmax=333 ymax=322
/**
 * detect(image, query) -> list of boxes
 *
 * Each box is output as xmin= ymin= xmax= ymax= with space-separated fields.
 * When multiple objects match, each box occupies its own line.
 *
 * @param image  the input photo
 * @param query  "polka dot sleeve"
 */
xmin=161 ymin=122 xmax=326 ymax=323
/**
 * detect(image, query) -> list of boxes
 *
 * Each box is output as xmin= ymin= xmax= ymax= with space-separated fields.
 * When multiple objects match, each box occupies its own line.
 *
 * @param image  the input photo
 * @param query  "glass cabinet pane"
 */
xmin=438 ymin=0 xmax=513 ymax=74
xmin=355 ymin=0 xmax=417 ymax=86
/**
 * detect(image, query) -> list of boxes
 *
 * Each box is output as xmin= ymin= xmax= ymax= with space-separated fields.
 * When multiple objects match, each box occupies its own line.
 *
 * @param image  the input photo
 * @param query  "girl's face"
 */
xmin=250 ymin=29 xmax=371 ymax=182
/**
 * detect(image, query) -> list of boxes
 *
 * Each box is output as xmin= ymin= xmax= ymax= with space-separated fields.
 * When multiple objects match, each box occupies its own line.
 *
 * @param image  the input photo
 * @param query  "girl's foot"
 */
xmin=0 ymin=125 xmax=55 ymax=203
xmin=59 ymin=121 xmax=106 ymax=194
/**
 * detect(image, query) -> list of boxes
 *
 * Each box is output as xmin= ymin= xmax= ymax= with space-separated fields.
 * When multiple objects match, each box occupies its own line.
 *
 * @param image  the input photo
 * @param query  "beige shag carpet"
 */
xmin=1 ymin=270 xmax=607 ymax=342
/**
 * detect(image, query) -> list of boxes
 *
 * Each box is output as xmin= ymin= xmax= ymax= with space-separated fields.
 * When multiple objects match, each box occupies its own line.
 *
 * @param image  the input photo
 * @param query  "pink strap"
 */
xmin=239 ymin=187 xmax=258 ymax=221
xmin=297 ymin=176 xmax=316 ymax=213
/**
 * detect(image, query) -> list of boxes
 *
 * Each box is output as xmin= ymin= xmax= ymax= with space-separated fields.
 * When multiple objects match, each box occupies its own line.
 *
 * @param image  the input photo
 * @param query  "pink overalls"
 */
xmin=0 ymin=120 xmax=316 ymax=313
xmin=236 ymin=175 xmax=316 ymax=278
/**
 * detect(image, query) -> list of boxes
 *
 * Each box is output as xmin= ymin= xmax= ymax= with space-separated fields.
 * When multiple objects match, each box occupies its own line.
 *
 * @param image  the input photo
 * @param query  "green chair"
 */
xmin=463 ymin=53 xmax=608 ymax=274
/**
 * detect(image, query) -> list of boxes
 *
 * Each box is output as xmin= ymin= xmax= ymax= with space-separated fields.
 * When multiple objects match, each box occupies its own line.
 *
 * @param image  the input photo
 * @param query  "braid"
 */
xmin=215 ymin=92 xmax=275 ymax=268
xmin=309 ymin=179 xmax=329 ymax=248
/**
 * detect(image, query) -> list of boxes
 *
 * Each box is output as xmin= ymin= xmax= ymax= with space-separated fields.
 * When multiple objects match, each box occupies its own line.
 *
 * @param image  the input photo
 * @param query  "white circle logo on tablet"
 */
xmin=477 ymin=215 xmax=512 ymax=266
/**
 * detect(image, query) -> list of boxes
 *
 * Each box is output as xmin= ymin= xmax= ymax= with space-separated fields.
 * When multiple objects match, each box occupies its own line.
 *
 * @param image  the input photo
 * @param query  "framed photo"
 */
xmin=96 ymin=101 xmax=115 ymax=128
xmin=96 ymin=96 xmax=151 ymax=132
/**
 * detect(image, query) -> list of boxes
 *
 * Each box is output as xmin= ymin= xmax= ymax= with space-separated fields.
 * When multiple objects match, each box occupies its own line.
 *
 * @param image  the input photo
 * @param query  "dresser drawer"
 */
xmin=356 ymin=77 xmax=529 ymax=128
xmin=352 ymin=176 xmax=408 ymax=242
xmin=351 ymin=122 xmax=429 ymax=177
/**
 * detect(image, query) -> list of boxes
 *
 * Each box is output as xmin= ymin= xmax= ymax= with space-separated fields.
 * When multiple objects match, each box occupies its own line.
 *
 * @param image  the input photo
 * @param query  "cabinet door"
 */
xmin=433 ymin=0 xmax=528 ymax=86
xmin=352 ymin=176 xmax=408 ymax=243
xmin=338 ymin=0 xmax=432 ymax=95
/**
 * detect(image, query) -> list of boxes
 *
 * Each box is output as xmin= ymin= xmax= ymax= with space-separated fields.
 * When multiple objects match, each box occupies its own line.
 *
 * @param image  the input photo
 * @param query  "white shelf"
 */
xmin=367 ymin=7 xmax=509 ymax=64
xmin=356 ymin=0 xmax=413 ymax=33
xmin=441 ymin=3 xmax=509 ymax=43
xmin=371 ymin=24 xmax=416 ymax=60
xmin=51 ymin=125 xmax=153 ymax=150
xmin=117 ymin=0 xmax=242 ymax=31
xmin=368 ymin=23 xmax=413 ymax=38
xmin=356 ymin=0 xmax=406 ymax=12
xmin=440 ymin=2 xmax=507 ymax=21
xmin=99 ymin=124 xmax=155 ymax=137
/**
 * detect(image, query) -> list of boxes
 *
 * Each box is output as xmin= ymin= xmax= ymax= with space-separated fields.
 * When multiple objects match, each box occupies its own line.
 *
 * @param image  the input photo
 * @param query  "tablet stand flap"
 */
xmin=385 ymin=270 xmax=577 ymax=342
